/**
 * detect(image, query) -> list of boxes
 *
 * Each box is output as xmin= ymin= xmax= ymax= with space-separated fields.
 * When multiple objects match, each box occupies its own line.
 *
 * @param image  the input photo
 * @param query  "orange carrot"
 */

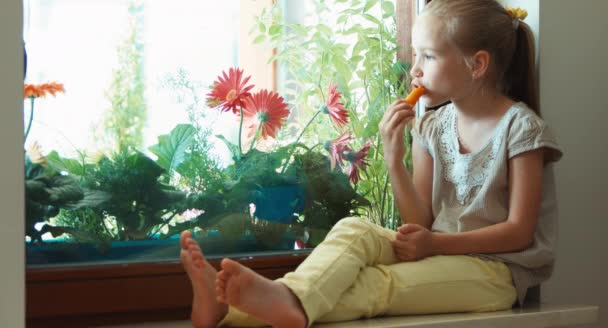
xmin=404 ymin=86 xmax=426 ymax=106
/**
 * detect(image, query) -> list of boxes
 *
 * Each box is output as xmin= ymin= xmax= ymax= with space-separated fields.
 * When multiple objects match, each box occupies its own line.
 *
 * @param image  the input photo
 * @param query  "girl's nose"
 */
xmin=409 ymin=65 xmax=423 ymax=78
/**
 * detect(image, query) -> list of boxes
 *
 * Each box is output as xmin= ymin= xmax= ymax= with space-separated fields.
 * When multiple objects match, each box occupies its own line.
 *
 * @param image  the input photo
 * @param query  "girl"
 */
xmin=179 ymin=0 xmax=562 ymax=327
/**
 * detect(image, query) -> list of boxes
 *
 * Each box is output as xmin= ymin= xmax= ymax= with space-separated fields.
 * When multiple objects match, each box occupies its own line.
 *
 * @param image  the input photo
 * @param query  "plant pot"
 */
xmin=25 ymin=231 xmax=297 ymax=266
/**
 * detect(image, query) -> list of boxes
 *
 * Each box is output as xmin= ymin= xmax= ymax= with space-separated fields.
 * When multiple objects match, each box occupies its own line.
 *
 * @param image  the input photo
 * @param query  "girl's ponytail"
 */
xmin=505 ymin=22 xmax=539 ymax=115
xmin=422 ymin=0 xmax=539 ymax=115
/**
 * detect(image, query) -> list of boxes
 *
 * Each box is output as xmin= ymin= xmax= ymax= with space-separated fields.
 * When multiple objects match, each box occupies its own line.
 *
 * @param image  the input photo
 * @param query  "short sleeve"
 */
xmin=508 ymin=115 xmax=563 ymax=163
xmin=411 ymin=109 xmax=437 ymax=155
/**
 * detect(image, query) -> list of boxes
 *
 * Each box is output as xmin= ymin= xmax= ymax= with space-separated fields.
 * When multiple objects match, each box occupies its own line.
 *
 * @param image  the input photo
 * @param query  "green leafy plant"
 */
xmin=152 ymin=121 xmax=369 ymax=243
xmin=159 ymin=69 xmax=226 ymax=192
xmin=24 ymin=143 xmax=111 ymax=243
xmin=101 ymin=0 xmax=147 ymax=152
xmin=23 ymin=83 xmax=110 ymax=243
xmin=251 ymin=0 xmax=412 ymax=229
xmin=77 ymin=149 xmax=193 ymax=241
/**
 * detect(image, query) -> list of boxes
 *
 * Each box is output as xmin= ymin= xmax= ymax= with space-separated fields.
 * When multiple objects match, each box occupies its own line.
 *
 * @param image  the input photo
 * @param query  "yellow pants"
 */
xmin=220 ymin=217 xmax=517 ymax=327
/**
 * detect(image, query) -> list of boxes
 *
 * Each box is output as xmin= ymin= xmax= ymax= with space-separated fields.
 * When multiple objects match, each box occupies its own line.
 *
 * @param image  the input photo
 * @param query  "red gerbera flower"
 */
xmin=243 ymin=89 xmax=290 ymax=139
xmin=345 ymin=140 xmax=372 ymax=184
xmin=206 ymin=68 xmax=254 ymax=114
xmin=322 ymin=83 xmax=349 ymax=128
xmin=325 ymin=132 xmax=353 ymax=170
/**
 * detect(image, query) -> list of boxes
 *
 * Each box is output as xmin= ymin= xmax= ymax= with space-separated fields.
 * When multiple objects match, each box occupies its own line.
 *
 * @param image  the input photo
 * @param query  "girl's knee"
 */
xmin=332 ymin=217 xmax=375 ymax=231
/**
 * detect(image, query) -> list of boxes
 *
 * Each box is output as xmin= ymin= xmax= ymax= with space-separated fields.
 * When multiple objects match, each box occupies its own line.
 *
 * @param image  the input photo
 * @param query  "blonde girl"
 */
xmin=179 ymin=1 xmax=562 ymax=327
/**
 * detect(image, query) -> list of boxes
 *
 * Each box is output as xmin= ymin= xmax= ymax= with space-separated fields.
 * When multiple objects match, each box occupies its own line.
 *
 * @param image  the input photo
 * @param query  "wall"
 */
xmin=504 ymin=1 xmax=607 ymax=326
xmin=0 ymin=0 xmax=25 ymax=327
xmin=539 ymin=0 xmax=608 ymax=327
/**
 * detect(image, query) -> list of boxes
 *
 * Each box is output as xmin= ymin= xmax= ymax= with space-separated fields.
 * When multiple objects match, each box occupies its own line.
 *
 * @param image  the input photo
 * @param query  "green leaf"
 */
xmin=253 ymin=35 xmax=266 ymax=44
xmin=63 ymin=189 xmax=111 ymax=210
xmin=269 ymin=25 xmax=282 ymax=36
xmin=290 ymin=23 xmax=308 ymax=36
xmin=363 ymin=14 xmax=382 ymax=26
xmin=215 ymin=134 xmax=241 ymax=161
xmin=149 ymin=124 xmax=196 ymax=173
xmin=350 ymin=55 xmax=364 ymax=64
xmin=337 ymin=15 xmax=349 ymax=25
xmin=46 ymin=151 xmax=86 ymax=176
xmin=352 ymin=39 xmax=366 ymax=57
xmin=340 ymin=8 xmax=360 ymax=15
xmin=316 ymin=24 xmax=333 ymax=36
xmin=363 ymin=0 xmax=379 ymax=13
xmin=381 ymin=1 xmax=395 ymax=17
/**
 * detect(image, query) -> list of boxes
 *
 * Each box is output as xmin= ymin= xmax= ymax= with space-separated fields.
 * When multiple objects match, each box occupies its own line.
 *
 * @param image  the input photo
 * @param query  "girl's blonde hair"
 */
xmin=422 ymin=0 xmax=539 ymax=115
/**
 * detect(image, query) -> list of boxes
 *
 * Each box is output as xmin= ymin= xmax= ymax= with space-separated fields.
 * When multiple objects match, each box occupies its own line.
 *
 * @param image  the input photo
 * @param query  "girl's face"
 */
xmin=410 ymin=15 xmax=473 ymax=106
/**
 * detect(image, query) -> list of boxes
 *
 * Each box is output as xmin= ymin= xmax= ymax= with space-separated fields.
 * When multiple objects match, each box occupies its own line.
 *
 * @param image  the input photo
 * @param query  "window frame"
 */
xmin=26 ymin=253 xmax=309 ymax=327
xmin=25 ymin=1 xmax=418 ymax=326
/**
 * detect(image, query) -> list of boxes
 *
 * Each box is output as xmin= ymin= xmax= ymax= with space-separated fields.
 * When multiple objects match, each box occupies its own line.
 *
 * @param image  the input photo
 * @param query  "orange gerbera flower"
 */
xmin=345 ymin=140 xmax=372 ymax=184
xmin=23 ymin=82 xmax=65 ymax=99
xmin=322 ymin=83 xmax=349 ymax=128
xmin=243 ymin=89 xmax=289 ymax=139
xmin=206 ymin=67 xmax=254 ymax=114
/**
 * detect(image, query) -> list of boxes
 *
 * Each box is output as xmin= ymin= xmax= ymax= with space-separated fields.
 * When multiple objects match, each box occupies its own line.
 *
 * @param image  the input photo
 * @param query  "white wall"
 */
xmin=506 ymin=1 xmax=608 ymax=326
xmin=539 ymin=1 xmax=608 ymax=327
xmin=0 ymin=0 xmax=25 ymax=327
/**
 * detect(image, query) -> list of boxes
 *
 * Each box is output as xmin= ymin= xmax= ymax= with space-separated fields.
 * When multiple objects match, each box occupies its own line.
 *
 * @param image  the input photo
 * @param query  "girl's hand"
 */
xmin=392 ymin=223 xmax=434 ymax=262
xmin=379 ymin=99 xmax=416 ymax=166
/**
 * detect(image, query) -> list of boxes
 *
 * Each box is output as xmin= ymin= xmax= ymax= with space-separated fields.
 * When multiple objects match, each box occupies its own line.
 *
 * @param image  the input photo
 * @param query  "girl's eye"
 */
xmin=424 ymin=54 xmax=435 ymax=60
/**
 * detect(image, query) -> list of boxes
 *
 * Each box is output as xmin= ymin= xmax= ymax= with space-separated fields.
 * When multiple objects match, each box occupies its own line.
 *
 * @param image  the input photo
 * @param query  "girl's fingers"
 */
xmin=382 ymin=100 xmax=413 ymax=123
xmin=395 ymin=232 xmax=409 ymax=241
xmin=385 ymin=109 xmax=415 ymax=132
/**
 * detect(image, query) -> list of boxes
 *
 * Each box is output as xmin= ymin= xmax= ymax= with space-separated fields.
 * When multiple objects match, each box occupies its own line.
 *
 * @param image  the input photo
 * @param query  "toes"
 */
xmin=187 ymin=242 xmax=205 ymax=258
xmin=190 ymin=255 xmax=204 ymax=269
xmin=220 ymin=258 xmax=240 ymax=274
xmin=180 ymin=231 xmax=192 ymax=249
xmin=187 ymin=241 xmax=201 ymax=253
xmin=216 ymin=295 xmax=225 ymax=304
xmin=216 ymin=274 xmax=226 ymax=289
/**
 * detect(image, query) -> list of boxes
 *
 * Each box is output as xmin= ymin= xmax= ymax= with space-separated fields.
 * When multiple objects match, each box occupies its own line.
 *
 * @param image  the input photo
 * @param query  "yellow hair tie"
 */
xmin=506 ymin=6 xmax=528 ymax=21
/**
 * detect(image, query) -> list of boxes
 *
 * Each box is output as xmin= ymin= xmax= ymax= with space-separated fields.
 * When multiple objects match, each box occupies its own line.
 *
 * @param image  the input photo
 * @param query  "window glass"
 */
xmin=24 ymin=0 xmax=403 ymax=267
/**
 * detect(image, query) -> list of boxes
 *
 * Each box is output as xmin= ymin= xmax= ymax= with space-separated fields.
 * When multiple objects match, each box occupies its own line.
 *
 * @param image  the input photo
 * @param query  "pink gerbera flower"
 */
xmin=324 ymin=132 xmax=353 ymax=170
xmin=206 ymin=68 xmax=254 ymax=114
xmin=242 ymin=89 xmax=290 ymax=139
xmin=345 ymin=140 xmax=372 ymax=184
xmin=322 ymin=83 xmax=349 ymax=128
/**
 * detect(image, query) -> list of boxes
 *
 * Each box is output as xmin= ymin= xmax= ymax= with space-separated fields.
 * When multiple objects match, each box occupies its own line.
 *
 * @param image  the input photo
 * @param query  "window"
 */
xmin=25 ymin=0 xmax=292 ymax=267
xmin=25 ymin=0 xmax=416 ymax=325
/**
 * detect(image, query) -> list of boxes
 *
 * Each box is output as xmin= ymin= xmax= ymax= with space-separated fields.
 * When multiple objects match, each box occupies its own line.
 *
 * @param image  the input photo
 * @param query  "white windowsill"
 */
xmin=102 ymin=304 xmax=598 ymax=328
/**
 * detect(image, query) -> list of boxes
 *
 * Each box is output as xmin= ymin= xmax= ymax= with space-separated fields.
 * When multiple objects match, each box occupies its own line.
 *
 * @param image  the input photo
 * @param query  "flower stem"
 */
xmin=24 ymin=97 xmax=35 ymax=144
xmin=247 ymin=124 xmax=262 ymax=153
xmin=293 ymin=109 xmax=321 ymax=148
xmin=279 ymin=109 xmax=322 ymax=174
xmin=238 ymin=106 xmax=244 ymax=156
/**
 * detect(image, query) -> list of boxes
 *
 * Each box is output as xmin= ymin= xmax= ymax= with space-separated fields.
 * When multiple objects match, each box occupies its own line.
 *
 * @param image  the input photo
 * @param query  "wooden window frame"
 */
xmin=26 ymin=253 xmax=310 ymax=327
xmin=25 ymin=1 xmax=418 ymax=326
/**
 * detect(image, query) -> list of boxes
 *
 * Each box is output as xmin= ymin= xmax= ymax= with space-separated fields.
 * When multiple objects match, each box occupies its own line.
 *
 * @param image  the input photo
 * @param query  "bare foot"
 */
xmin=180 ymin=231 xmax=228 ymax=328
xmin=216 ymin=258 xmax=307 ymax=328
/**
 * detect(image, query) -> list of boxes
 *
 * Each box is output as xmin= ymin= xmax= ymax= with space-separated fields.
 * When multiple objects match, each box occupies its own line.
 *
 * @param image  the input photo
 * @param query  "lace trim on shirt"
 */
xmin=436 ymin=106 xmax=513 ymax=205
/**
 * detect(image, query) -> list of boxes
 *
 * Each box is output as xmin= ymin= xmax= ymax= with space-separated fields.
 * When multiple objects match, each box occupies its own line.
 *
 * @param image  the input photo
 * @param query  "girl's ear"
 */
xmin=470 ymin=50 xmax=490 ymax=80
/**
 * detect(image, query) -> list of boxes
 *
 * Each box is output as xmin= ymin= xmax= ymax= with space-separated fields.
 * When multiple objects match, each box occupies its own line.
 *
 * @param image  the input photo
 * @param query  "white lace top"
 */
xmin=411 ymin=102 xmax=563 ymax=305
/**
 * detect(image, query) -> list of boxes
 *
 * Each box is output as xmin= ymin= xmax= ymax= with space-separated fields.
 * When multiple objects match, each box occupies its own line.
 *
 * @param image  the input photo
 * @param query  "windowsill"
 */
xmin=98 ymin=304 xmax=599 ymax=328
xmin=26 ymin=251 xmax=311 ymax=327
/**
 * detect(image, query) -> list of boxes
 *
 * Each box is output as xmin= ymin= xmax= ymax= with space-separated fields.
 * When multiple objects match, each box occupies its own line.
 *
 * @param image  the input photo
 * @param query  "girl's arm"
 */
xmin=432 ymin=148 xmax=544 ymax=255
xmin=388 ymin=140 xmax=434 ymax=229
